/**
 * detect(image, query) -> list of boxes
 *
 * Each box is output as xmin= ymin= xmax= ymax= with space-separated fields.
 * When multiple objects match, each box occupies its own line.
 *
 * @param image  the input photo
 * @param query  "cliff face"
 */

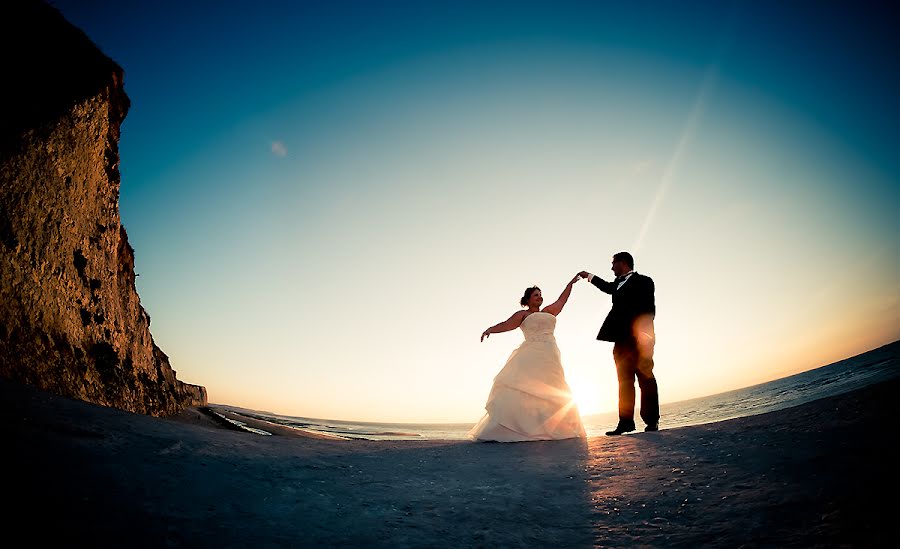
xmin=0 ymin=1 xmax=206 ymax=416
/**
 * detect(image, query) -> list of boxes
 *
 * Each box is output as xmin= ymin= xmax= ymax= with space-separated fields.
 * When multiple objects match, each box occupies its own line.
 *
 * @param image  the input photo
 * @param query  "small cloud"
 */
xmin=271 ymin=140 xmax=287 ymax=157
xmin=631 ymin=159 xmax=653 ymax=176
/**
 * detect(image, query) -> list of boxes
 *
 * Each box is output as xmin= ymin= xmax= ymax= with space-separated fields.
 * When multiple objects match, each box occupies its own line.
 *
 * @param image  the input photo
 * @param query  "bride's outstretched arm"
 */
xmin=542 ymin=274 xmax=583 ymax=316
xmin=481 ymin=310 xmax=528 ymax=342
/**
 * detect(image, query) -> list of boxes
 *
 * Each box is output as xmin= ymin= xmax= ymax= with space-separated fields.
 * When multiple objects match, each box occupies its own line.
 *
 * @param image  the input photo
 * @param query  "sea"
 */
xmin=211 ymin=340 xmax=900 ymax=441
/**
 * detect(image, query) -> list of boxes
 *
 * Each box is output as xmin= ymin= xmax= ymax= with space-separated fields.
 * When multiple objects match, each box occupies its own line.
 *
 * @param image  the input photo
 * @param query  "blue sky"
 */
xmin=54 ymin=0 xmax=899 ymax=421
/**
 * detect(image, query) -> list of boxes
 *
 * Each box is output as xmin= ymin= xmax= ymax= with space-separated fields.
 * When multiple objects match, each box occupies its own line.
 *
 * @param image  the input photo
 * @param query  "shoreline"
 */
xmin=6 ymin=376 xmax=897 ymax=547
xmin=192 ymin=338 xmax=900 ymax=441
xmin=170 ymin=404 xmax=349 ymax=439
xmin=203 ymin=406 xmax=435 ymax=440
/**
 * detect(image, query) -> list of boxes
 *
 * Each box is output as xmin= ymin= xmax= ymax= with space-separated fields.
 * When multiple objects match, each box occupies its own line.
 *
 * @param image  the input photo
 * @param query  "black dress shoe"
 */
xmin=644 ymin=423 xmax=659 ymax=432
xmin=605 ymin=422 xmax=636 ymax=436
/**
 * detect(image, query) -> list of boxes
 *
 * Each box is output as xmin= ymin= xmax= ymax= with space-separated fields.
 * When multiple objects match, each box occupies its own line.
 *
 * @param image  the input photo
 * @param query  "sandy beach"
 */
xmin=6 ymin=376 xmax=896 ymax=548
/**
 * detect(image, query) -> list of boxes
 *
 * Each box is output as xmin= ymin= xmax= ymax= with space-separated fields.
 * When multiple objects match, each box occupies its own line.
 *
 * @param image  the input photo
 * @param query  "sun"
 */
xmin=570 ymin=381 xmax=601 ymax=416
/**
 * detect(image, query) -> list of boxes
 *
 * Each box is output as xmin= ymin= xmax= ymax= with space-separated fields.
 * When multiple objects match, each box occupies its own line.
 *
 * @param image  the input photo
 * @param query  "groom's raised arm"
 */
xmin=582 ymin=272 xmax=616 ymax=295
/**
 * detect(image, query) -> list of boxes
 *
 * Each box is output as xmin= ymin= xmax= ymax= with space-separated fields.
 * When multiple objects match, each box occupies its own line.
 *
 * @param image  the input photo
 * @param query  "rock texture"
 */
xmin=0 ymin=1 xmax=206 ymax=416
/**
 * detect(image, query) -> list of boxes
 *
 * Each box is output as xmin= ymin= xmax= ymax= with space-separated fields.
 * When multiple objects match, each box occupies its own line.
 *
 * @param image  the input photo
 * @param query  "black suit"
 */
xmin=590 ymin=272 xmax=659 ymax=427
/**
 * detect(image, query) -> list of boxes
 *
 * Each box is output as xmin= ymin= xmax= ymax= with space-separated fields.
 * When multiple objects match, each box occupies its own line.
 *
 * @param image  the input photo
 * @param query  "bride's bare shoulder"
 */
xmin=511 ymin=310 xmax=531 ymax=321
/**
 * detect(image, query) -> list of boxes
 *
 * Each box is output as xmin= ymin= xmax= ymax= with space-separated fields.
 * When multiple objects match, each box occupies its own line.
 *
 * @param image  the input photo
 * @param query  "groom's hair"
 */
xmin=614 ymin=251 xmax=634 ymax=269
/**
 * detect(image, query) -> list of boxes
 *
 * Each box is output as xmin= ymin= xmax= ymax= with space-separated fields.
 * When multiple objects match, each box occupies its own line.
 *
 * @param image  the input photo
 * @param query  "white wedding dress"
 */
xmin=469 ymin=311 xmax=586 ymax=442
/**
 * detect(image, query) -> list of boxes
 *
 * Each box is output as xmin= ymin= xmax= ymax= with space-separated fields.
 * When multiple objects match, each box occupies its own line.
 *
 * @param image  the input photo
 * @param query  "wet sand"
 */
xmin=5 ymin=376 xmax=896 ymax=547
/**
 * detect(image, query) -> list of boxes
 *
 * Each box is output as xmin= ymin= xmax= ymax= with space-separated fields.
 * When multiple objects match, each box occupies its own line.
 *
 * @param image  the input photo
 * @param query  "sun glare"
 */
xmin=571 ymin=382 xmax=601 ymax=416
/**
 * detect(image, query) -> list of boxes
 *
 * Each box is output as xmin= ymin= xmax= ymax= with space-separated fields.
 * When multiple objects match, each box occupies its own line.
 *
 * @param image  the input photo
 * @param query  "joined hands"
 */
xmin=571 ymin=272 xmax=588 ymax=285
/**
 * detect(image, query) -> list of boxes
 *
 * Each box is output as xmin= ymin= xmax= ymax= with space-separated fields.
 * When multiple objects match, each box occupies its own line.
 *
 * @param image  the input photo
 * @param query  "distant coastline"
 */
xmin=208 ymin=339 xmax=900 ymax=440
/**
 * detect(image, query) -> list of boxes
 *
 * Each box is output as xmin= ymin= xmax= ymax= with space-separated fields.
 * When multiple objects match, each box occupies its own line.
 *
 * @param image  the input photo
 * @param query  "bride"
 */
xmin=469 ymin=274 xmax=587 ymax=442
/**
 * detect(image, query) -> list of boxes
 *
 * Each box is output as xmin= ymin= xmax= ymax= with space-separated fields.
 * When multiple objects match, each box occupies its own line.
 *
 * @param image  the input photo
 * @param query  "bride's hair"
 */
xmin=520 ymin=286 xmax=540 ymax=307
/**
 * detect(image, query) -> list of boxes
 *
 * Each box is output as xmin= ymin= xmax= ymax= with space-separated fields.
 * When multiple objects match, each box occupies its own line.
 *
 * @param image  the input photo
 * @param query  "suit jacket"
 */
xmin=591 ymin=272 xmax=655 ymax=343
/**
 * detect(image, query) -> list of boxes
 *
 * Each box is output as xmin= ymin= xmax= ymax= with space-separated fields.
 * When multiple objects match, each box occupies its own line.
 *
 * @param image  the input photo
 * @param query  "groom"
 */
xmin=580 ymin=251 xmax=659 ymax=435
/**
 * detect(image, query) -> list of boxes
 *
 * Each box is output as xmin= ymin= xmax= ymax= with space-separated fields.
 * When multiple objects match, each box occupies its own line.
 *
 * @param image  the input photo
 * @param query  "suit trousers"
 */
xmin=613 ymin=338 xmax=659 ymax=425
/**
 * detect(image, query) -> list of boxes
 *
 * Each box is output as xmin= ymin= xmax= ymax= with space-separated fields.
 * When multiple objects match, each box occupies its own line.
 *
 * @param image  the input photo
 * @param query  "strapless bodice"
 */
xmin=520 ymin=312 xmax=556 ymax=343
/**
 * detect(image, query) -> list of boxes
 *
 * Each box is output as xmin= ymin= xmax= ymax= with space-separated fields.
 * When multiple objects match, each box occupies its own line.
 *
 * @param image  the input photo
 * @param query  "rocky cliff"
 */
xmin=0 ymin=1 xmax=206 ymax=416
